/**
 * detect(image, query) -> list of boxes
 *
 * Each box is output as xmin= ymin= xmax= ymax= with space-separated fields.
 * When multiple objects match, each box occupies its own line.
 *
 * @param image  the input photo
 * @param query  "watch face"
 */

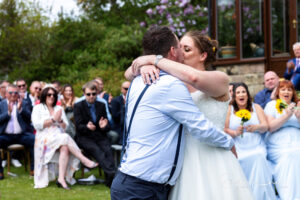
xmin=157 ymin=55 xmax=163 ymax=59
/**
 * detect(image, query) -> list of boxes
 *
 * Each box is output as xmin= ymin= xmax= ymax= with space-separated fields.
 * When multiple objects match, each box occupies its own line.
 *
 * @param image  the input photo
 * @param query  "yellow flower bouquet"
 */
xmin=275 ymin=99 xmax=300 ymax=114
xmin=235 ymin=109 xmax=251 ymax=137
xmin=275 ymin=99 xmax=287 ymax=114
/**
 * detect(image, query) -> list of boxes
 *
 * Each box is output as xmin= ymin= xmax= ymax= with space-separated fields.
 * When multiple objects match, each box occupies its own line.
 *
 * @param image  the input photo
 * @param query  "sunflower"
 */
xmin=235 ymin=109 xmax=251 ymax=124
xmin=275 ymin=99 xmax=287 ymax=114
xmin=235 ymin=109 xmax=251 ymax=138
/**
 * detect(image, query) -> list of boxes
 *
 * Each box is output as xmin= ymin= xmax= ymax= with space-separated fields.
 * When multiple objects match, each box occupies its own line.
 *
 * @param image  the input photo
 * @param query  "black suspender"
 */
xmin=121 ymin=79 xmax=183 ymax=184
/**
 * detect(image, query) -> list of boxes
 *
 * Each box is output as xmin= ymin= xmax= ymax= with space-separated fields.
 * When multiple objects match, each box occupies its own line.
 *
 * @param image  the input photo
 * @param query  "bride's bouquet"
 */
xmin=235 ymin=109 xmax=251 ymax=138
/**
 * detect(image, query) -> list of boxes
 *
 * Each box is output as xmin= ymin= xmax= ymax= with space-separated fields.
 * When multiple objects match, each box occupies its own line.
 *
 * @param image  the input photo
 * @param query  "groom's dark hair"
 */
xmin=142 ymin=26 xmax=178 ymax=57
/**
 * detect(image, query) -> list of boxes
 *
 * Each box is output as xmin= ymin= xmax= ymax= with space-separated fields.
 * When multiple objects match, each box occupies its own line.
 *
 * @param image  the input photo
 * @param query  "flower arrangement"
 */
xmin=141 ymin=0 xmax=208 ymax=36
xmin=235 ymin=109 xmax=251 ymax=137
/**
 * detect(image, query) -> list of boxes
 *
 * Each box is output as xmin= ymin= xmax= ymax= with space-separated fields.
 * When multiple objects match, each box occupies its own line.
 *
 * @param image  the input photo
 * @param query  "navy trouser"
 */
xmin=0 ymin=132 xmax=35 ymax=173
xmin=111 ymin=171 xmax=171 ymax=200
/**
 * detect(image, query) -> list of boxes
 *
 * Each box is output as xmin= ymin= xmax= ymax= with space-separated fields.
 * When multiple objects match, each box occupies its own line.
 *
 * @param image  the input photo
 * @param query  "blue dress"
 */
xmin=264 ymin=100 xmax=300 ymax=200
xmin=229 ymin=104 xmax=276 ymax=200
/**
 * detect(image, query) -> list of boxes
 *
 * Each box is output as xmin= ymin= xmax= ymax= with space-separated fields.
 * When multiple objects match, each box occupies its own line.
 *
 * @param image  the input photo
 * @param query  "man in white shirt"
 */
xmin=0 ymin=84 xmax=35 ymax=180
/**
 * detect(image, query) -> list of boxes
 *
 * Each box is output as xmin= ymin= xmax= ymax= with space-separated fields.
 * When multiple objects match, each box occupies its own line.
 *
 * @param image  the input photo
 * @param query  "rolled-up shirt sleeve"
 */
xmin=159 ymin=78 xmax=234 ymax=150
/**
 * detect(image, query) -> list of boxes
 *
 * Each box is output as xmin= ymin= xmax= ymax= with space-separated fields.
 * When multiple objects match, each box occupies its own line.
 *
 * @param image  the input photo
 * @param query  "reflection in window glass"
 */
xmin=217 ymin=0 xmax=236 ymax=58
xmin=271 ymin=0 xmax=290 ymax=57
xmin=298 ymin=0 xmax=300 ymax=41
xmin=241 ymin=0 xmax=264 ymax=58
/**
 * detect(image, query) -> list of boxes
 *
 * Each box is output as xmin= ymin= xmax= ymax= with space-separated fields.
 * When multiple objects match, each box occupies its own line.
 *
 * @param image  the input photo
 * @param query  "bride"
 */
xmin=127 ymin=30 xmax=253 ymax=199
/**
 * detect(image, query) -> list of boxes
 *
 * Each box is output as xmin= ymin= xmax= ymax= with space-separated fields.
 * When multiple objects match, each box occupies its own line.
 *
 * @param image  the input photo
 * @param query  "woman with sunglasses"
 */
xmin=264 ymin=80 xmax=300 ymax=199
xmin=32 ymin=84 xmax=98 ymax=190
xmin=61 ymin=84 xmax=78 ymax=138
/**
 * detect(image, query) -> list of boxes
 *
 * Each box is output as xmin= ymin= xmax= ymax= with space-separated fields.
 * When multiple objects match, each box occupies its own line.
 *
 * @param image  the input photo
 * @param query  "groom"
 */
xmin=110 ymin=26 xmax=235 ymax=200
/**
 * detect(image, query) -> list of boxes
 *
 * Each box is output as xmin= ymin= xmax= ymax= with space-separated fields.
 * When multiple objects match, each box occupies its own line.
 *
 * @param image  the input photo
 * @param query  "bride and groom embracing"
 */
xmin=110 ymin=26 xmax=254 ymax=200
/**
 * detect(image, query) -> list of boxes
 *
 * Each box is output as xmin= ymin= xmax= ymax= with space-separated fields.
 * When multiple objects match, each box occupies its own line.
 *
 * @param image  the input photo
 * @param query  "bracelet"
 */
xmin=51 ymin=118 xmax=56 ymax=123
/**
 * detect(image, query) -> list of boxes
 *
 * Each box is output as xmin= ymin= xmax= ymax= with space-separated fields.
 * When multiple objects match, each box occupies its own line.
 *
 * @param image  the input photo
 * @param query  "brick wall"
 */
xmin=215 ymin=62 xmax=265 ymax=97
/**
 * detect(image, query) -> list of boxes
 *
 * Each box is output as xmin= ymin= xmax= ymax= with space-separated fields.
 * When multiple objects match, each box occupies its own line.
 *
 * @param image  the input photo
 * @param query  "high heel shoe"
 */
xmin=56 ymin=180 xmax=70 ymax=190
xmin=84 ymin=161 xmax=98 ymax=169
xmin=89 ymin=161 xmax=98 ymax=169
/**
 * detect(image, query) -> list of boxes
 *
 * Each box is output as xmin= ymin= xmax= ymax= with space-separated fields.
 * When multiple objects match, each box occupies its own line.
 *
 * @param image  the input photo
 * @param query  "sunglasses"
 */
xmin=86 ymin=92 xmax=96 ymax=97
xmin=123 ymin=87 xmax=129 ymax=91
xmin=18 ymin=84 xmax=26 ymax=88
xmin=35 ymin=87 xmax=42 ymax=91
xmin=9 ymin=91 xmax=18 ymax=95
xmin=47 ymin=93 xmax=55 ymax=97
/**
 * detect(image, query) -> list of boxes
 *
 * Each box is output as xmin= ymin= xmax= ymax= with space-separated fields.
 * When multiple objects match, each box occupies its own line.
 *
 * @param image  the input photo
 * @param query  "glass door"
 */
xmin=267 ymin=0 xmax=298 ymax=76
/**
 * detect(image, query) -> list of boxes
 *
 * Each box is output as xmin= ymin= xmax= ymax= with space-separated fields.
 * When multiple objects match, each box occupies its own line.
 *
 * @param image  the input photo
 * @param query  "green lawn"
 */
xmin=0 ymin=166 xmax=111 ymax=200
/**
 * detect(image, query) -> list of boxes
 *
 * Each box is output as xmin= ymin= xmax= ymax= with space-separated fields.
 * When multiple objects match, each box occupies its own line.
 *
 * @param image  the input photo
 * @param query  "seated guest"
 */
xmin=0 ymin=80 xmax=9 ymax=101
xmin=229 ymin=82 xmax=236 ymax=98
xmin=264 ymin=80 xmax=300 ymax=199
xmin=60 ymin=84 xmax=77 ymax=138
xmin=284 ymin=42 xmax=300 ymax=91
xmin=29 ymin=81 xmax=42 ymax=106
xmin=32 ymin=84 xmax=97 ymax=189
xmin=16 ymin=78 xmax=31 ymax=105
xmin=225 ymin=82 xmax=276 ymax=200
xmin=0 ymin=84 xmax=35 ymax=180
xmin=110 ymin=81 xmax=130 ymax=144
xmin=74 ymin=81 xmax=116 ymax=187
xmin=94 ymin=77 xmax=112 ymax=104
xmin=76 ymin=80 xmax=114 ymax=127
xmin=254 ymin=71 xmax=279 ymax=108
xmin=52 ymin=80 xmax=62 ymax=100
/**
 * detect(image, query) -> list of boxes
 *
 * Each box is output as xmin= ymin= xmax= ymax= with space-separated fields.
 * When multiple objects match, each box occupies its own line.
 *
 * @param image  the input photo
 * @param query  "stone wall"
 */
xmin=215 ymin=62 xmax=265 ymax=97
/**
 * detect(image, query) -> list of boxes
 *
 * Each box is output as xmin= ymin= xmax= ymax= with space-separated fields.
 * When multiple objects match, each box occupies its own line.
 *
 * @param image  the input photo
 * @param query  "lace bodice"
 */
xmin=191 ymin=90 xmax=229 ymax=130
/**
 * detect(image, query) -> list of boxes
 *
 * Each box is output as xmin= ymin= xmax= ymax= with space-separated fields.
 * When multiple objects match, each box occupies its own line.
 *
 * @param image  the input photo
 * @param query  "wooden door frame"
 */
xmin=266 ymin=0 xmax=298 ymax=76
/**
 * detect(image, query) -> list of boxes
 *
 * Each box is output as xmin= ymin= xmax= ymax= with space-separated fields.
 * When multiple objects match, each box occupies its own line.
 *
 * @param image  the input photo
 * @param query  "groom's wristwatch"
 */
xmin=155 ymin=55 xmax=163 ymax=67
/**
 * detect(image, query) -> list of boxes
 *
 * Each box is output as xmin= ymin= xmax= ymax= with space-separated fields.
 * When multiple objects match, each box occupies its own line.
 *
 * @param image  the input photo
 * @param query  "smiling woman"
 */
xmin=264 ymin=80 xmax=300 ymax=199
xmin=224 ymin=82 xmax=276 ymax=199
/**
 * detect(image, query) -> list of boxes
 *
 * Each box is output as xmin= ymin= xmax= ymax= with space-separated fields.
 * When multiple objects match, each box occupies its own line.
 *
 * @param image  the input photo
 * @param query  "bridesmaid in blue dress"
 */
xmin=264 ymin=80 xmax=300 ymax=200
xmin=225 ymin=82 xmax=276 ymax=200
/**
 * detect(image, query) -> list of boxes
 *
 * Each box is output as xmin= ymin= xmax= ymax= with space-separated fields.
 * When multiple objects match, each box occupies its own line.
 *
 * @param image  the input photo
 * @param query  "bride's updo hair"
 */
xmin=184 ymin=31 xmax=218 ymax=67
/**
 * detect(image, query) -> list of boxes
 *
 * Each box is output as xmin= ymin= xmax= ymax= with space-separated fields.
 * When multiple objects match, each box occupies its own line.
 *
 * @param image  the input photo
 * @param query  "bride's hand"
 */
xmin=131 ymin=55 xmax=156 ymax=74
xmin=141 ymin=65 xmax=160 ymax=85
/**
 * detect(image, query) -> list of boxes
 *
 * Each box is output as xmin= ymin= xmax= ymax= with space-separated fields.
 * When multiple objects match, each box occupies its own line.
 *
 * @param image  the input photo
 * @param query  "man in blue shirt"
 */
xmin=254 ymin=71 xmax=279 ymax=108
xmin=110 ymin=26 xmax=235 ymax=200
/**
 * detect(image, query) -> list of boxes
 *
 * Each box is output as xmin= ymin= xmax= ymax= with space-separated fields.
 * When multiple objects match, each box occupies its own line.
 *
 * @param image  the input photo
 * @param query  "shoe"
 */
xmin=56 ymin=180 xmax=70 ymax=190
xmin=2 ymin=160 xmax=6 ymax=168
xmin=30 ymin=170 xmax=34 ymax=176
xmin=0 ymin=173 xmax=4 ymax=180
xmin=11 ymin=159 xmax=22 ymax=167
xmin=89 ymin=162 xmax=98 ymax=169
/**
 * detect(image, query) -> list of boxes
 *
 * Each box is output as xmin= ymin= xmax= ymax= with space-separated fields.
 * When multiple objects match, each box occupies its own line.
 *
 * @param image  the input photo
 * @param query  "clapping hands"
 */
xmin=99 ymin=117 xmax=108 ymax=129
xmin=53 ymin=109 xmax=62 ymax=122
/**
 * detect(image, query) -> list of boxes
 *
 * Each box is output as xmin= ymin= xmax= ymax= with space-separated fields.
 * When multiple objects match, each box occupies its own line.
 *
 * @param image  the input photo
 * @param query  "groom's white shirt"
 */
xmin=120 ymin=71 xmax=234 ymax=185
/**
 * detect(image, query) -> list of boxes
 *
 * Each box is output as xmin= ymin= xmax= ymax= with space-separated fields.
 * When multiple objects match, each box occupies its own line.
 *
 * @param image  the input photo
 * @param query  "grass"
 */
xmin=0 ymin=166 xmax=111 ymax=200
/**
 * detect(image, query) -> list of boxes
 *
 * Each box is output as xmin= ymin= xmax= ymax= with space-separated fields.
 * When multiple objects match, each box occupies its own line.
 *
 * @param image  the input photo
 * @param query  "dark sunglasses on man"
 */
xmin=8 ymin=91 xmax=19 ymax=95
xmin=86 ymin=92 xmax=96 ymax=97
xmin=18 ymin=84 xmax=26 ymax=88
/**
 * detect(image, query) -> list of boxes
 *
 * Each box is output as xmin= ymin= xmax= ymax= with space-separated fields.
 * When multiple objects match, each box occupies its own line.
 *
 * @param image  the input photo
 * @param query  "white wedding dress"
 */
xmin=169 ymin=91 xmax=254 ymax=200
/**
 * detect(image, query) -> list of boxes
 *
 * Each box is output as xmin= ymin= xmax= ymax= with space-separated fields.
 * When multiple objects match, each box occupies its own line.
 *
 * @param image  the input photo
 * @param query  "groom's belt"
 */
xmin=117 ymin=171 xmax=171 ymax=188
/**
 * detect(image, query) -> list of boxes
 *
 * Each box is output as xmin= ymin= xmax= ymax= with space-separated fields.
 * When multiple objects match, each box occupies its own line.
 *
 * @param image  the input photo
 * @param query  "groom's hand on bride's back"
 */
xmin=231 ymin=145 xmax=238 ymax=158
